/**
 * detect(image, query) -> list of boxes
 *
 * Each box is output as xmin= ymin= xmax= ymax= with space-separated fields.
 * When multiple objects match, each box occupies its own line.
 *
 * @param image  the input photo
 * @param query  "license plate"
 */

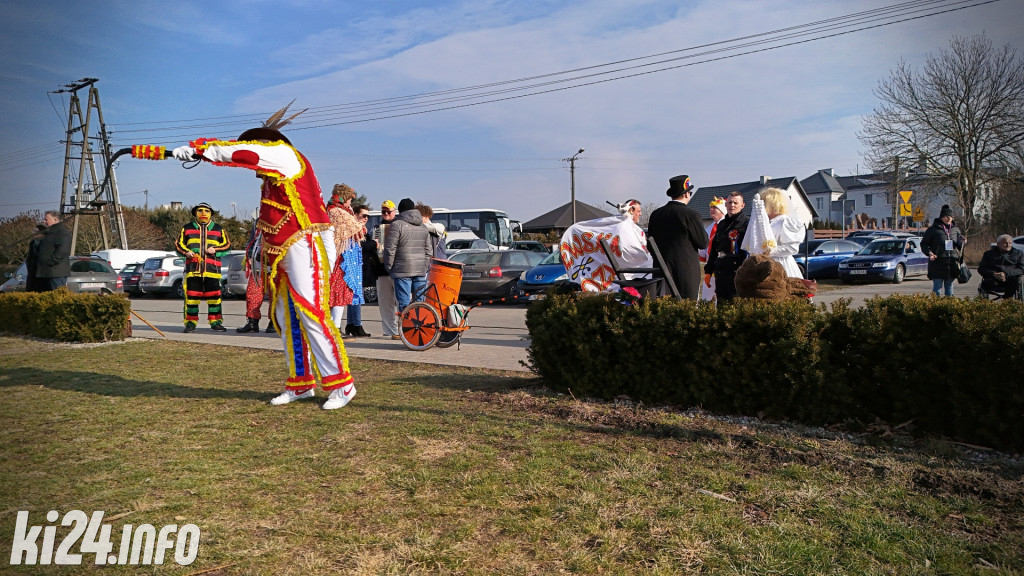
xmin=143 ymin=272 xmax=153 ymax=278
xmin=463 ymin=273 xmax=481 ymax=279
xmin=851 ymin=270 xmax=867 ymax=275
xmin=78 ymin=282 xmax=104 ymax=289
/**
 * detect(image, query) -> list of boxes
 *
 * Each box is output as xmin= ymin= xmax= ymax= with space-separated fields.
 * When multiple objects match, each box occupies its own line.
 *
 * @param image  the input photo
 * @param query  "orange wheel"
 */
xmin=400 ymin=302 xmax=442 ymax=350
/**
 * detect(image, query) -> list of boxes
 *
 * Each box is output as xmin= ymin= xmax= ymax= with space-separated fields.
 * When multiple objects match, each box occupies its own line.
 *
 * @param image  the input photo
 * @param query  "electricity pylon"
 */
xmin=55 ymin=78 xmax=128 ymax=253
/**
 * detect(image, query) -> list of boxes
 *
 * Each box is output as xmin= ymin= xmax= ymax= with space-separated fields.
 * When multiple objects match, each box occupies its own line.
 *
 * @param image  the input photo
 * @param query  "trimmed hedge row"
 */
xmin=0 ymin=290 xmax=131 ymax=343
xmin=525 ymin=293 xmax=1024 ymax=452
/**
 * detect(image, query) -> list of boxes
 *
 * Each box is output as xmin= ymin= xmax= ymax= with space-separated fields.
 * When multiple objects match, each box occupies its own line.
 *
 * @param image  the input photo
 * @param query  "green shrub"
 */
xmin=0 ymin=290 xmax=130 ymax=342
xmin=526 ymin=292 xmax=1024 ymax=451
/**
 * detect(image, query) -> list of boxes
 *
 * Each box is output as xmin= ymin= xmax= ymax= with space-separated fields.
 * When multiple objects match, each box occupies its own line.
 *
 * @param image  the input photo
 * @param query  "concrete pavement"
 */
xmin=127 ymin=272 xmax=985 ymax=373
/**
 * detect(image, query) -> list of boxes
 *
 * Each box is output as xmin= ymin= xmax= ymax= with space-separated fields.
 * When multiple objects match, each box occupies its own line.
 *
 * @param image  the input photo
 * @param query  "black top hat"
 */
xmin=666 ymin=175 xmax=694 ymax=198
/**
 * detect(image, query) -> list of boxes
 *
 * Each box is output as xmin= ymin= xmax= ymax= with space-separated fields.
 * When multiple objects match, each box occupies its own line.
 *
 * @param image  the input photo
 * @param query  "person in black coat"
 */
xmin=978 ymin=234 xmax=1024 ymax=297
xmin=921 ymin=204 xmax=966 ymax=296
xmin=647 ymin=175 xmax=709 ymax=300
xmin=704 ymin=191 xmax=749 ymax=302
xmin=25 ymin=224 xmax=46 ymax=292
xmin=34 ymin=211 xmax=72 ymax=291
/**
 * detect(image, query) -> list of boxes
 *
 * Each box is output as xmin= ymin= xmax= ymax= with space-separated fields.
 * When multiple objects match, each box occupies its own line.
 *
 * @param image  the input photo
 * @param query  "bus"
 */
xmin=366 ymin=207 xmax=515 ymax=249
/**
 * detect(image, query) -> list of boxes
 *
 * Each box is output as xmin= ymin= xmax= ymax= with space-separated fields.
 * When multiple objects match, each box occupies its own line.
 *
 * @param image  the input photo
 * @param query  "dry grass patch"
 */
xmin=0 ymin=336 xmax=1021 ymax=575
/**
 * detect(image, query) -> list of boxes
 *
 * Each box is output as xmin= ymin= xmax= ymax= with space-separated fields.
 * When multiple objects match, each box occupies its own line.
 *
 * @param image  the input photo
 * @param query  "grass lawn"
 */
xmin=1 ymin=336 xmax=1021 ymax=575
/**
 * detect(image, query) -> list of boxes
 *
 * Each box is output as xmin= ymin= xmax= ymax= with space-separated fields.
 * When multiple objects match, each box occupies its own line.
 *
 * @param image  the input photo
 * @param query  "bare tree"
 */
xmin=859 ymin=34 xmax=1024 ymax=233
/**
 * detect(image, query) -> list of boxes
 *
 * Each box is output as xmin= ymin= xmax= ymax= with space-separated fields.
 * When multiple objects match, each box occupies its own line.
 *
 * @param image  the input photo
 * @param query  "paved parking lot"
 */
xmin=127 ymin=272 xmax=984 ymax=373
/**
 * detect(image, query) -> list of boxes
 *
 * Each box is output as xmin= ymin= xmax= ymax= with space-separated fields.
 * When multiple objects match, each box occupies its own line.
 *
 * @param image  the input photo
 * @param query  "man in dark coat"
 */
xmin=647 ymin=175 xmax=709 ymax=300
xmin=25 ymin=224 xmax=47 ymax=292
xmin=34 ymin=211 xmax=72 ymax=291
xmin=704 ymin=191 xmax=749 ymax=302
xmin=978 ymin=234 xmax=1024 ymax=297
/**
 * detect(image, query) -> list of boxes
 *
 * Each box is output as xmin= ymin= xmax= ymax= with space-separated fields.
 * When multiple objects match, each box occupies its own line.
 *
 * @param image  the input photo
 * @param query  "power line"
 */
xmin=0 ymin=0 xmax=1002 ymax=160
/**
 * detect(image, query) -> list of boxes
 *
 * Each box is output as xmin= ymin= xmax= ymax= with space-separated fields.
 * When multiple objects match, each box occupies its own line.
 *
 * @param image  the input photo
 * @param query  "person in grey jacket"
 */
xmin=383 ymin=198 xmax=433 ymax=317
xmin=34 ymin=211 xmax=72 ymax=291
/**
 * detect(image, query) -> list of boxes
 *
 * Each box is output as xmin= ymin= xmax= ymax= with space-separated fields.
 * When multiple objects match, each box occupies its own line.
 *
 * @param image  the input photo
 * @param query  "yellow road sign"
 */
xmin=913 ymin=205 xmax=925 ymax=222
xmin=899 ymin=203 xmax=912 ymax=217
xmin=899 ymin=190 xmax=913 ymax=204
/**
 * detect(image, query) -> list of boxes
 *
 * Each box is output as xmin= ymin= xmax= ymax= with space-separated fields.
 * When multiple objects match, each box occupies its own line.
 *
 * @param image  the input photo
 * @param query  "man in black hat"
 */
xmin=647 ymin=175 xmax=709 ymax=300
xmin=175 ymin=202 xmax=231 ymax=332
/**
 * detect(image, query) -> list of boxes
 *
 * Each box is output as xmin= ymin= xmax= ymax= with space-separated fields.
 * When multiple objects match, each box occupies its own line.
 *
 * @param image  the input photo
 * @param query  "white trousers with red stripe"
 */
xmin=271 ymin=230 xmax=353 ymax=392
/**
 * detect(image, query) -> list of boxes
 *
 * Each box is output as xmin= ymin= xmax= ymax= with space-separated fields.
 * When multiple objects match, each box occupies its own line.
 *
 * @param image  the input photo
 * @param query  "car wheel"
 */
xmin=504 ymin=279 xmax=519 ymax=302
xmin=173 ymin=279 xmax=185 ymax=299
xmin=892 ymin=263 xmax=905 ymax=284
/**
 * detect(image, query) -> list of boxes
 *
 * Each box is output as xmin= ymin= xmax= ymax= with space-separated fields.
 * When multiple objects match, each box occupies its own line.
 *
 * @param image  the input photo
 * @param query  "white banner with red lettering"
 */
xmin=558 ymin=215 xmax=653 ymax=292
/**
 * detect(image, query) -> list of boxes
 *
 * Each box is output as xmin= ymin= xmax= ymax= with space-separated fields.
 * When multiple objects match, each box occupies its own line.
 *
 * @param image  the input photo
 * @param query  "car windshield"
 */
xmin=862 ymin=240 xmax=905 ymax=255
xmin=223 ymin=254 xmax=245 ymax=271
xmin=538 ymin=251 xmax=562 ymax=265
xmin=451 ymin=252 xmax=501 ymax=266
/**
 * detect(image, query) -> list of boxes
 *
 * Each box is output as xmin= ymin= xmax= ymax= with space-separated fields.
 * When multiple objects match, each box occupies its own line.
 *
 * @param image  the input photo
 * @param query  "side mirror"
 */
xmin=813 ymin=250 xmax=825 ymax=255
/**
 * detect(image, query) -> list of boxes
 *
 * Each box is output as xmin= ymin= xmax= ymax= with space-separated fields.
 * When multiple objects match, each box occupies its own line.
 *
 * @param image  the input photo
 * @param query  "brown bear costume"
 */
xmin=734 ymin=253 xmax=817 ymax=301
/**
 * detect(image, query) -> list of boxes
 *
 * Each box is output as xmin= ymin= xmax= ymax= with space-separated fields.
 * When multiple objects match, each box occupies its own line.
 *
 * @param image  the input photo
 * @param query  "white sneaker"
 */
xmin=269 ymin=388 xmax=315 ymax=405
xmin=322 ymin=384 xmax=356 ymax=410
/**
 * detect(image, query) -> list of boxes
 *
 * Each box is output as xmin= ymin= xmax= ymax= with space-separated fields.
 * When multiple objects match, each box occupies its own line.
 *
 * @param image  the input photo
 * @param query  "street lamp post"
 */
xmin=564 ymin=148 xmax=584 ymax=224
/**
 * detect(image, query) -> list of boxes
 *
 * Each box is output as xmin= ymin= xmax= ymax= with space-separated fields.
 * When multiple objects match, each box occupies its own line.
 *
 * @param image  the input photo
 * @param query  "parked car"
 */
xmin=448 ymin=249 xmax=546 ymax=301
xmin=446 ymin=238 xmax=490 ymax=256
xmin=0 ymin=256 xmax=123 ymax=294
xmin=220 ymin=251 xmax=247 ymax=298
xmin=838 ymin=236 xmax=928 ymax=284
xmin=794 ymin=239 xmax=864 ymax=279
xmin=509 ymin=240 xmax=550 ymax=253
xmin=138 ymin=254 xmax=186 ymax=298
xmin=517 ymin=251 xmax=568 ymax=300
xmin=120 ymin=262 xmax=145 ymax=296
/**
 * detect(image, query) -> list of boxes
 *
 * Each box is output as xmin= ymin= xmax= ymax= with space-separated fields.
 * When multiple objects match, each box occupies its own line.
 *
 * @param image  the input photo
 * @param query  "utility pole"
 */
xmin=563 ymin=148 xmax=584 ymax=224
xmin=55 ymin=78 xmax=128 ymax=253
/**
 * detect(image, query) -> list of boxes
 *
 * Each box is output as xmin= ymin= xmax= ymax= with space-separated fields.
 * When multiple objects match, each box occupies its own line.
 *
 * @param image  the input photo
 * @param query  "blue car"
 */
xmin=517 ymin=251 xmax=568 ymax=300
xmin=794 ymin=239 xmax=864 ymax=279
xmin=838 ymin=237 xmax=929 ymax=284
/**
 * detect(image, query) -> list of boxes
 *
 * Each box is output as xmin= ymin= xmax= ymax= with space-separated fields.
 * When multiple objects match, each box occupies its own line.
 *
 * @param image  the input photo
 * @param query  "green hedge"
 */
xmin=0 ymin=290 xmax=131 ymax=343
xmin=526 ymin=292 xmax=1024 ymax=452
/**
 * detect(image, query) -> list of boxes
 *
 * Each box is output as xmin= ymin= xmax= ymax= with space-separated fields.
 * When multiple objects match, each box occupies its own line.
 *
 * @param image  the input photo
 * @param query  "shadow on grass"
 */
xmin=0 ymin=367 xmax=269 ymax=401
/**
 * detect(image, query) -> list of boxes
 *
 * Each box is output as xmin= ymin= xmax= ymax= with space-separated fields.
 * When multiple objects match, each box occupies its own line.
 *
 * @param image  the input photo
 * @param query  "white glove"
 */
xmin=172 ymin=146 xmax=197 ymax=161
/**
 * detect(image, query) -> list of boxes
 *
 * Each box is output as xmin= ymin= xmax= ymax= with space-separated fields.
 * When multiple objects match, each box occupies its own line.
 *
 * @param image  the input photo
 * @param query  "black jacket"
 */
xmin=921 ymin=218 xmax=964 ymax=280
xmin=35 ymin=222 xmax=72 ymax=279
xmin=704 ymin=212 xmax=749 ymax=276
xmin=978 ymin=245 xmax=1024 ymax=284
xmin=647 ymin=200 xmax=709 ymax=300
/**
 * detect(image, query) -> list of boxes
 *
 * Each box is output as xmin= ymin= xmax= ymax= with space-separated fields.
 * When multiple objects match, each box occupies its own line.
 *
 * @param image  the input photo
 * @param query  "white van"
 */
xmin=91 ymin=249 xmax=175 ymax=273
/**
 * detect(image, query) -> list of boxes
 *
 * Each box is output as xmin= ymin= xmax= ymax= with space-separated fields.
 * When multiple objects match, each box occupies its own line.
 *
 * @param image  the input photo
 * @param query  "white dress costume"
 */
xmin=768 ymin=214 xmax=805 ymax=278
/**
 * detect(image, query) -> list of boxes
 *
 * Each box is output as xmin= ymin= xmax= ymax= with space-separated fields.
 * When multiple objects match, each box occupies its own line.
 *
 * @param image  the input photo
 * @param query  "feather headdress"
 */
xmin=237 ymin=99 xmax=308 ymax=145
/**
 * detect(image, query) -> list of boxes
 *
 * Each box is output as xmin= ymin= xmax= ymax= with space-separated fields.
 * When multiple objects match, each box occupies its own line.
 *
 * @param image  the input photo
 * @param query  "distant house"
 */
xmin=688 ymin=175 xmax=815 ymax=228
xmin=519 ymin=200 xmax=614 ymax=235
xmin=800 ymin=169 xmax=847 ymax=223
xmin=801 ymin=168 xmax=996 ymax=230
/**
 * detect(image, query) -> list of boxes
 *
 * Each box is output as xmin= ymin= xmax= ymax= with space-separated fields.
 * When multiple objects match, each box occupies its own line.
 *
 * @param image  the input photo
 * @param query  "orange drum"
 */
xmin=425 ymin=258 xmax=463 ymax=312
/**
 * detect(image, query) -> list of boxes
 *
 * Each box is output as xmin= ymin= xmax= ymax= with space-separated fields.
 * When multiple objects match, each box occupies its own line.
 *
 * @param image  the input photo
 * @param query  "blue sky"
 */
xmin=1 ymin=0 xmax=1021 ymax=223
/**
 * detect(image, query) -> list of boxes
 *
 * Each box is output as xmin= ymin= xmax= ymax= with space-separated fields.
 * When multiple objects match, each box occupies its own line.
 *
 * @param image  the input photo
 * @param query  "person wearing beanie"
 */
xmin=154 ymin=101 xmax=357 ymax=410
xmin=383 ymin=198 xmax=433 ymax=326
xmin=647 ymin=175 xmax=709 ymax=300
xmin=699 ymin=196 xmax=727 ymax=301
xmin=370 ymin=199 xmax=400 ymax=338
xmin=174 ymin=203 xmax=231 ymax=332
xmin=921 ymin=204 xmax=966 ymax=296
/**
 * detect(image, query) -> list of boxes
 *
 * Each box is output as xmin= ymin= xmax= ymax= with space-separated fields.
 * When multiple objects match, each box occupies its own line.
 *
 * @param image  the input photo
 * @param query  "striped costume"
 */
xmin=175 ymin=219 xmax=231 ymax=327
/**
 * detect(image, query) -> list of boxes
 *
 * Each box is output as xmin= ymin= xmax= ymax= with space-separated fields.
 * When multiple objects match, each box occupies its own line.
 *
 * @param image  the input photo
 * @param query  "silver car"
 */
xmin=220 ymin=251 xmax=248 ymax=298
xmin=138 ymin=255 xmax=186 ymax=298
xmin=0 ymin=257 xmax=123 ymax=294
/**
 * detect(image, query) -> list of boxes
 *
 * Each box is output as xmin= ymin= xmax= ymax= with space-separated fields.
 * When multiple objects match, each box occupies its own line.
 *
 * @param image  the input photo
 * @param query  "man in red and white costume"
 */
xmin=164 ymin=114 xmax=355 ymax=410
